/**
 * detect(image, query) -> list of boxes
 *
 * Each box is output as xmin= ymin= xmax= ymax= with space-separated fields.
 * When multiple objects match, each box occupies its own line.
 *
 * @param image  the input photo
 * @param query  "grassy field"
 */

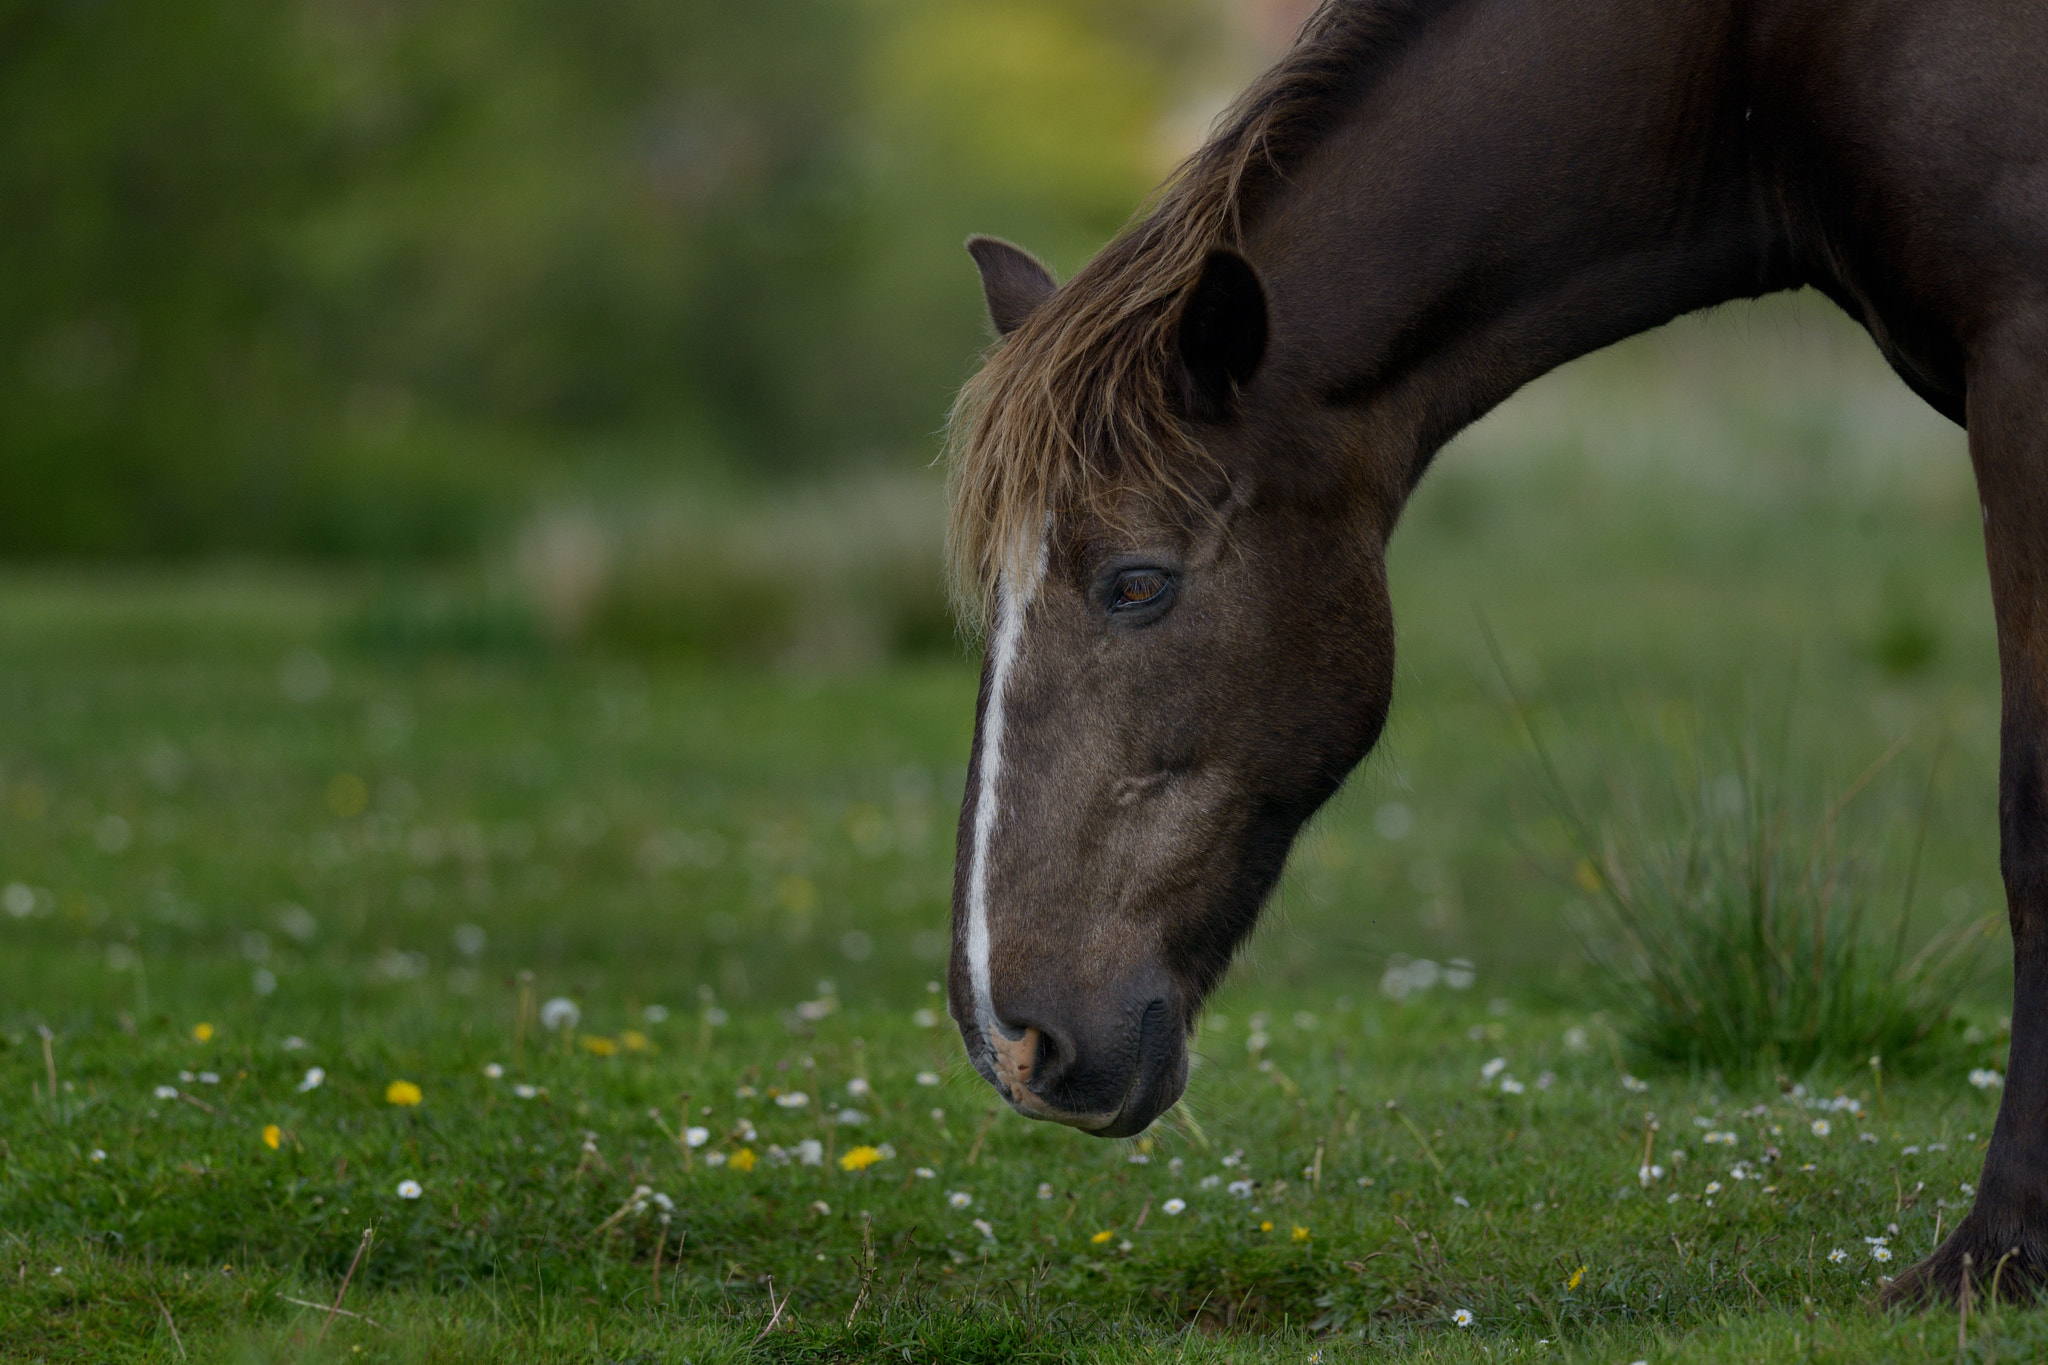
xmin=0 ymin=294 xmax=2032 ymax=1361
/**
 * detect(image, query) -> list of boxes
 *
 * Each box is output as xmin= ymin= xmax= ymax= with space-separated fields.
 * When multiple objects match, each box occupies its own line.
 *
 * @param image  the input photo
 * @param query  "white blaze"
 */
xmin=964 ymin=542 xmax=1044 ymax=1036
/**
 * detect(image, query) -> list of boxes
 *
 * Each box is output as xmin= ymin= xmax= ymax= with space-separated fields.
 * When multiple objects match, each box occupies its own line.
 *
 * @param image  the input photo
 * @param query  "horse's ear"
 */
xmin=1175 ymin=249 xmax=1267 ymax=417
xmin=967 ymin=236 xmax=1057 ymax=338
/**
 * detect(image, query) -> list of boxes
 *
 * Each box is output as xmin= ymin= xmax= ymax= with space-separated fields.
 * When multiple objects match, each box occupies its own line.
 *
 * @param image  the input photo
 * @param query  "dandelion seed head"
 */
xmin=539 ymin=997 xmax=580 ymax=1032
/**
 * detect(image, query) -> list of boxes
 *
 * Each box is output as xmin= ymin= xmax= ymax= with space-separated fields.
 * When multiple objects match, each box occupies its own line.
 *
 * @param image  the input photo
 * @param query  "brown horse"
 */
xmin=943 ymin=0 xmax=2046 ymax=1304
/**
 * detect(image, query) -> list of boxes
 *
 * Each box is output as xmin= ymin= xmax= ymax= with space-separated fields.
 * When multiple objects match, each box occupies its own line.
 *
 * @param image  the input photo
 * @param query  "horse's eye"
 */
xmin=1112 ymin=570 xmax=1169 ymax=610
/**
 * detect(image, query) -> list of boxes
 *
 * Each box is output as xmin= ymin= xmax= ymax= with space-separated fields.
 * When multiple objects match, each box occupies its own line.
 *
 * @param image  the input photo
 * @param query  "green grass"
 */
xmin=0 ymin=294 xmax=2030 ymax=1359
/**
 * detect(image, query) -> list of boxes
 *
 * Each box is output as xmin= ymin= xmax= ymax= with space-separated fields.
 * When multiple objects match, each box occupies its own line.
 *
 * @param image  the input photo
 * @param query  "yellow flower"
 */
xmin=1566 ymin=1264 xmax=1587 ymax=1292
xmin=580 ymin=1035 xmax=618 ymax=1057
xmin=620 ymin=1030 xmax=650 ymax=1052
xmin=1090 ymin=1229 xmax=1115 ymax=1244
xmin=262 ymin=1125 xmax=281 ymax=1150
xmin=385 ymin=1080 xmax=423 ymax=1106
xmin=729 ymin=1147 xmax=757 ymax=1173
xmin=1292 ymin=1225 xmax=1310 ymax=1242
xmin=838 ymin=1145 xmax=884 ymax=1172
xmin=191 ymin=1023 xmax=215 ymax=1043
xmin=1259 ymin=1221 xmax=1274 ymax=1233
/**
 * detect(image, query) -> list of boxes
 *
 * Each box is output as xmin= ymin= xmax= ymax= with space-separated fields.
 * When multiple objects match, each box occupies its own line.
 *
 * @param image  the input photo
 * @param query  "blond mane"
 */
xmin=943 ymin=1 xmax=1420 ymax=625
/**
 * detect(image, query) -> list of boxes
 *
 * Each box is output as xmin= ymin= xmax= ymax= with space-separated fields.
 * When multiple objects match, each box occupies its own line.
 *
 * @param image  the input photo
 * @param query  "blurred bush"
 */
xmin=347 ymin=474 xmax=953 ymax=667
xmin=0 ymin=0 xmax=1219 ymax=558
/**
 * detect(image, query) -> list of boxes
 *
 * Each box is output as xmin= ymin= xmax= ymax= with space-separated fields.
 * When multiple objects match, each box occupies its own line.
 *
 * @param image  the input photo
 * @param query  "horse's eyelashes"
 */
xmin=1111 ymin=570 xmax=1173 ymax=613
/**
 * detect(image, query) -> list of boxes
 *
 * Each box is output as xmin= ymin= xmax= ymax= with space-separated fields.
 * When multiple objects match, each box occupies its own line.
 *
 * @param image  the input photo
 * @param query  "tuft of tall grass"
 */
xmin=1512 ymin=693 xmax=1993 ymax=1078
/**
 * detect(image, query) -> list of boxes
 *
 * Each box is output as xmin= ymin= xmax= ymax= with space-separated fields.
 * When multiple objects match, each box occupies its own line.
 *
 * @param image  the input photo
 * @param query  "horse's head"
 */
xmin=946 ymin=236 xmax=1396 ymax=1137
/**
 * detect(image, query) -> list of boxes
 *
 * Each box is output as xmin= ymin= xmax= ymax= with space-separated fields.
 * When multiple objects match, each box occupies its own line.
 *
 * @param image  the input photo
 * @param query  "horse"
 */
xmin=941 ymin=0 xmax=2046 ymax=1305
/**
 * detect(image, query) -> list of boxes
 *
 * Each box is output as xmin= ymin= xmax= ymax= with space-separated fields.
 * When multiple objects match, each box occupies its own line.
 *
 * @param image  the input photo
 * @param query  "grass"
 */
xmin=1526 ymin=717 xmax=1993 ymax=1078
xmin=0 ymin=293 xmax=2031 ymax=1359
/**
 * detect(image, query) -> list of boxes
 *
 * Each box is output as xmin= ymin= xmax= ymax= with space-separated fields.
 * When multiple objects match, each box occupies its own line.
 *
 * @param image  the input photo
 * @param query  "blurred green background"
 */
xmin=0 ymin=0 xmax=2002 ymax=1017
xmin=0 ymin=0 xmax=1235 ymax=560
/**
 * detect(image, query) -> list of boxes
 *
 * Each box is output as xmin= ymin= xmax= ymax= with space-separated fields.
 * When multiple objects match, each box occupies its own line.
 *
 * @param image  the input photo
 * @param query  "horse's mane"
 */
xmin=944 ymin=0 xmax=1427 ymax=624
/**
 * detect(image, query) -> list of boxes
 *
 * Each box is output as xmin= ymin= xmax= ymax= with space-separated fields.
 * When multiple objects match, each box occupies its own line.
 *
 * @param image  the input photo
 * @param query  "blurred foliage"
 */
xmin=0 ymin=0 xmax=1220 ymax=557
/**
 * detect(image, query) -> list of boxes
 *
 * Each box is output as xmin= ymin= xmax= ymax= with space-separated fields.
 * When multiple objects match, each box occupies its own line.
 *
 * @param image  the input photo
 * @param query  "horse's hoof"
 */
xmin=1883 ymin=1216 xmax=2043 ymax=1309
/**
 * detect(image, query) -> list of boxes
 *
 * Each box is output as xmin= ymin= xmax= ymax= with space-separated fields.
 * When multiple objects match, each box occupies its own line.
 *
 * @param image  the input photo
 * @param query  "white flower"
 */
xmin=734 ymin=1085 xmax=756 ymax=1099
xmin=1961 ymin=1182 xmax=1976 ymax=1196
xmin=912 ymin=1009 xmax=939 ymax=1028
xmin=1480 ymin=1057 xmax=1507 ymax=1081
xmin=1037 ymin=1182 xmax=1054 ymax=1200
xmin=1499 ymin=1078 xmax=1525 ymax=1095
xmin=704 ymin=1151 xmax=728 ymax=1168
xmin=1970 ymin=1069 xmax=2004 ymax=1090
xmin=197 ymin=1072 xmax=219 ymax=1085
xmin=915 ymin=1167 xmax=936 ymax=1179
xmin=1811 ymin=1119 xmax=1831 ymax=1137
xmin=539 ymin=997 xmax=580 ymax=1032
xmin=972 ymin=1218 xmax=995 ymax=1240
xmin=1163 ymin=1198 xmax=1186 ymax=1215
xmin=1638 ymin=1164 xmax=1665 ymax=1186
xmin=1621 ymin=1075 xmax=1649 ymax=1093
xmin=775 ymin=1091 xmax=810 ymax=1109
xmin=795 ymin=1139 xmax=824 ymax=1167
xmin=396 ymin=1179 xmax=423 ymax=1200
xmin=1128 ymin=1153 xmax=1150 ymax=1165
xmin=1452 ymin=1308 xmax=1474 ymax=1327
xmin=846 ymin=1077 xmax=872 ymax=1098
xmin=281 ymin=1036 xmax=307 ymax=1051
xmin=836 ymin=1109 xmax=865 ymax=1126
xmin=948 ymin=1191 xmax=973 ymax=1209
xmin=1829 ymin=1248 xmax=1848 ymax=1264
xmin=651 ymin=1192 xmax=674 ymax=1212
xmin=1227 ymin=1179 xmax=1255 ymax=1198
xmin=916 ymin=1071 xmax=941 ymax=1087
xmin=297 ymin=1067 xmax=325 ymax=1092
xmin=1859 ymin=1132 xmax=1880 ymax=1144
xmin=643 ymin=1004 xmax=669 ymax=1023
xmin=1200 ymin=1175 xmax=1222 ymax=1189
xmin=513 ymin=1084 xmax=538 ymax=1099
xmin=1703 ymin=1131 xmax=1737 ymax=1146
xmin=88 ymin=1149 xmax=106 ymax=1162
xmin=1871 ymin=1245 xmax=1893 ymax=1263
xmin=153 ymin=1085 xmax=178 ymax=1100
xmin=1705 ymin=1181 xmax=1723 ymax=1195
xmin=685 ymin=1126 xmax=710 ymax=1148
xmin=482 ymin=1063 xmax=504 ymax=1079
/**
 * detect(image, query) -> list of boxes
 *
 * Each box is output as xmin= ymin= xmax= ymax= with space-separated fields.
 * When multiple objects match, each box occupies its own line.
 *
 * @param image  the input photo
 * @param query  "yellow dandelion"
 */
xmin=1292 ymin=1225 xmax=1310 ymax=1242
xmin=580 ymin=1035 xmax=618 ymax=1057
xmin=838 ymin=1145 xmax=884 ymax=1172
xmin=385 ymin=1080 xmax=423 ymax=1106
xmin=191 ymin=1023 xmax=215 ymax=1043
xmin=261 ymin=1125 xmax=281 ymax=1150
xmin=729 ymin=1147 xmax=757 ymax=1172
xmin=620 ymin=1030 xmax=650 ymax=1052
xmin=1259 ymin=1220 xmax=1274 ymax=1233
xmin=1090 ymin=1229 xmax=1115 ymax=1244
xmin=1566 ymin=1264 xmax=1587 ymax=1292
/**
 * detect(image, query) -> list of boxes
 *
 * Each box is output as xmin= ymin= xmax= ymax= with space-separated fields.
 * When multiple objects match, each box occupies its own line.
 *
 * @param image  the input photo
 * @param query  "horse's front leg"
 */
xmin=1889 ymin=320 xmax=2048 ymax=1307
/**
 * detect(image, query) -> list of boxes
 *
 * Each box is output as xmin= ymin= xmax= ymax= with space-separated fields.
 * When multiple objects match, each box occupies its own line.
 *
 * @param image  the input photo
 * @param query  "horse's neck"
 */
xmin=1249 ymin=0 xmax=1782 ymax=468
